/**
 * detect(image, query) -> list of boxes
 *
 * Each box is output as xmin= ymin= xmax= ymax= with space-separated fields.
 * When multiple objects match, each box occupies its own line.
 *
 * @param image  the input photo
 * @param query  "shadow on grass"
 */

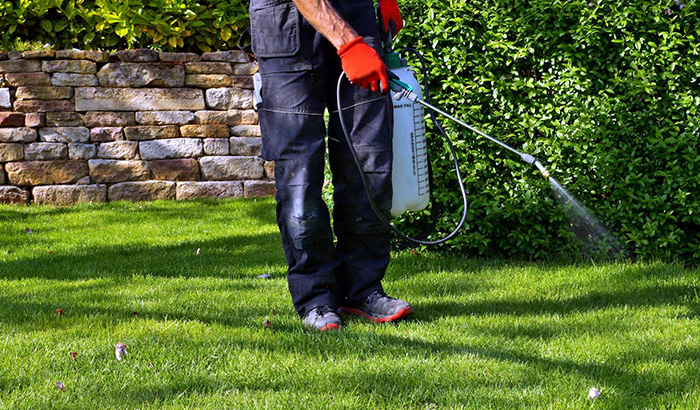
xmin=416 ymin=282 xmax=700 ymax=322
xmin=0 ymin=199 xmax=287 ymax=329
xmin=318 ymin=335 xmax=700 ymax=408
xmin=0 ymin=228 xmax=289 ymax=330
xmin=0 ymin=198 xmax=284 ymax=280
xmin=0 ymin=205 xmax=72 ymax=223
xmin=0 ymin=231 xmax=285 ymax=280
xmin=0 ymin=277 xmax=284 ymax=330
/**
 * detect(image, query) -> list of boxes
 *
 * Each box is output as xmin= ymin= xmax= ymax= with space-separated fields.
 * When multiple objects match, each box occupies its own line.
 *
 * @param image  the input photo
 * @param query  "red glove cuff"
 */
xmin=337 ymin=37 xmax=365 ymax=59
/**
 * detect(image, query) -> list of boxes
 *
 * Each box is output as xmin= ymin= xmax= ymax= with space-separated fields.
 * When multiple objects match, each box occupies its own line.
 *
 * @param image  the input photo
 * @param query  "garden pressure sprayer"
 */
xmin=337 ymin=43 xmax=552 ymax=246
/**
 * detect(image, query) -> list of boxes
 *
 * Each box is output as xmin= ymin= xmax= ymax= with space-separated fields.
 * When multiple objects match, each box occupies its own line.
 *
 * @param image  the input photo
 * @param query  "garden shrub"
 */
xmin=0 ymin=0 xmax=248 ymax=52
xmin=395 ymin=0 xmax=700 ymax=263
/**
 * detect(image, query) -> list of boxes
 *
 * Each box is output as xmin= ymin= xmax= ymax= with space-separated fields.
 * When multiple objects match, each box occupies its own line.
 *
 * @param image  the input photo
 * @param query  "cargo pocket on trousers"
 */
xmin=250 ymin=0 xmax=301 ymax=58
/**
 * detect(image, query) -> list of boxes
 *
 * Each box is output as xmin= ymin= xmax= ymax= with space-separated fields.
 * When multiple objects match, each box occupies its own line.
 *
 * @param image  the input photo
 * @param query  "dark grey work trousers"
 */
xmin=249 ymin=0 xmax=393 ymax=317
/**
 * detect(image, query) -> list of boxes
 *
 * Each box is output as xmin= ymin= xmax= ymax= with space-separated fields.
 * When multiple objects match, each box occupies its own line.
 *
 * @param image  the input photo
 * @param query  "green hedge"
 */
xmin=395 ymin=0 xmax=700 ymax=263
xmin=0 ymin=0 xmax=248 ymax=52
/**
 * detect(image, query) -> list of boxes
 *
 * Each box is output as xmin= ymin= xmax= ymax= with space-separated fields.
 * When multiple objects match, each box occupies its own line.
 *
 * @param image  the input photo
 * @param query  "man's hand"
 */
xmin=338 ymin=37 xmax=390 ymax=93
xmin=377 ymin=0 xmax=403 ymax=39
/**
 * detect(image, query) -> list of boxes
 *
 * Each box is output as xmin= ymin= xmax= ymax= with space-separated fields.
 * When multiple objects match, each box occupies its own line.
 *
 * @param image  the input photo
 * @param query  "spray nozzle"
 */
xmin=535 ymin=161 xmax=551 ymax=179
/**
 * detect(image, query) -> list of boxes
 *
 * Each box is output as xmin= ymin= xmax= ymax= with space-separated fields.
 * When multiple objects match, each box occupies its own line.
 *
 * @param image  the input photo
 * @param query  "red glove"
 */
xmin=378 ymin=0 xmax=403 ymax=38
xmin=338 ymin=37 xmax=390 ymax=93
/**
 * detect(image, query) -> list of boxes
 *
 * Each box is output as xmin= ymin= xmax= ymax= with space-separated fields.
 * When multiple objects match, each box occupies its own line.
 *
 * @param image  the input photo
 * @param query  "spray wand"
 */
xmin=389 ymin=79 xmax=551 ymax=180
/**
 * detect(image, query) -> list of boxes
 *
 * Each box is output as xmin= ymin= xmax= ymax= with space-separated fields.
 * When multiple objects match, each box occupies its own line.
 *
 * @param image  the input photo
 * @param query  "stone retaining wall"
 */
xmin=0 ymin=49 xmax=274 ymax=205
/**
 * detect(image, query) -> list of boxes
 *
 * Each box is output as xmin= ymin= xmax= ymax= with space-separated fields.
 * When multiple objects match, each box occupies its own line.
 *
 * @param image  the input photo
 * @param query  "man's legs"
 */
xmin=252 ymin=0 xmax=411 ymax=325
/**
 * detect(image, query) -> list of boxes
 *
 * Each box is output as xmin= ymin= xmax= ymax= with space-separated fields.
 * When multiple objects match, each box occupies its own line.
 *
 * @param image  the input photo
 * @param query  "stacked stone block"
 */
xmin=0 ymin=49 xmax=273 ymax=205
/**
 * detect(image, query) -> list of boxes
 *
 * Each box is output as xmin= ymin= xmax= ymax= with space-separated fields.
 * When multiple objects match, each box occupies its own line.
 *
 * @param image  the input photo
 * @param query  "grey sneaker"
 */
xmin=302 ymin=306 xmax=342 ymax=331
xmin=339 ymin=291 xmax=413 ymax=323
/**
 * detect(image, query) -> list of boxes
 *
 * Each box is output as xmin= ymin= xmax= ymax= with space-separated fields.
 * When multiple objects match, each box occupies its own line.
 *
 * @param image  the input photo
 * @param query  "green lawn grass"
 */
xmin=1 ymin=199 xmax=698 ymax=409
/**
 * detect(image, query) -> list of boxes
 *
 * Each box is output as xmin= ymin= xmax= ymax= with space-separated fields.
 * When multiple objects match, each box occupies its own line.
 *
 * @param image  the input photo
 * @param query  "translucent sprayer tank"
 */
xmin=386 ymin=53 xmax=430 ymax=215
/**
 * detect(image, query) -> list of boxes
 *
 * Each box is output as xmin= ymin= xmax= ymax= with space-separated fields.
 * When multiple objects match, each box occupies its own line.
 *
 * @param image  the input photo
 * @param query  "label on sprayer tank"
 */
xmin=413 ymin=102 xmax=429 ymax=196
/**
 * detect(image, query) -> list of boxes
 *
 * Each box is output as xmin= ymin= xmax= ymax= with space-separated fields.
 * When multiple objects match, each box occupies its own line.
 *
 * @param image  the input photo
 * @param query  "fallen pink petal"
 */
xmin=114 ymin=343 xmax=127 ymax=361
xmin=588 ymin=387 xmax=600 ymax=400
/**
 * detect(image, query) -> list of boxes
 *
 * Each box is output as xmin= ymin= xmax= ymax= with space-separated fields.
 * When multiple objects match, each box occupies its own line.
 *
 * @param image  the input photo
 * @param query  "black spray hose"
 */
xmin=336 ymin=59 xmax=469 ymax=246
